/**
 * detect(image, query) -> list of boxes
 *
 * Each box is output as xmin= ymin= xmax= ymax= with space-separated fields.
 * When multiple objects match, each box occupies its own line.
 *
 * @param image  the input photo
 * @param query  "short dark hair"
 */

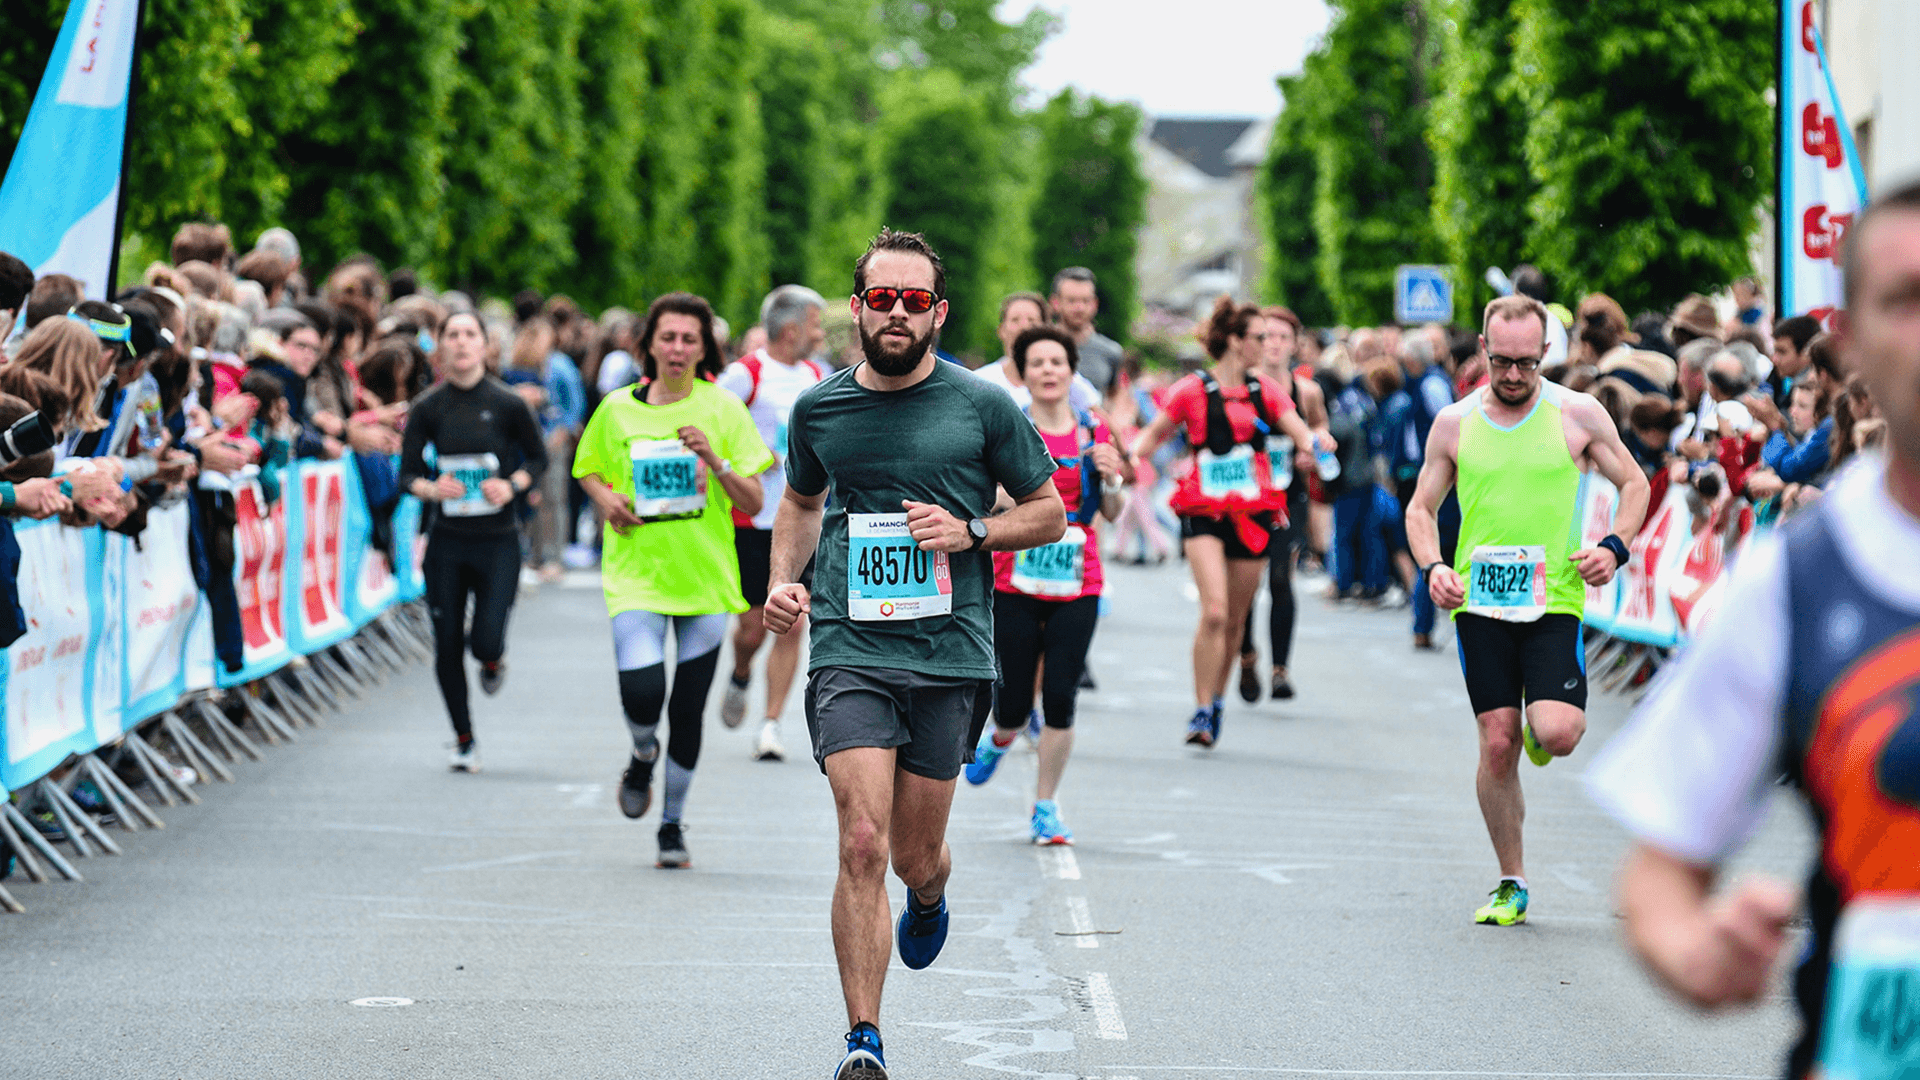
xmin=998 ymin=291 xmax=1048 ymax=324
xmin=639 ymin=292 xmax=726 ymax=383
xmin=437 ymin=310 xmax=489 ymax=345
xmin=170 ymin=222 xmax=234 ymax=267
xmin=1051 ymin=266 xmax=1096 ymax=294
xmin=1842 ymin=178 xmax=1920 ymax=307
xmin=854 ymin=228 xmax=946 ymax=298
xmin=239 ymin=369 xmax=285 ymax=415
xmin=1011 ymin=324 xmax=1079 ymax=378
xmin=1806 ymin=332 xmax=1844 ymax=385
xmin=24 ymin=274 xmax=83 ymax=328
xmin=1510 ymin=264 xmax=1551 ymax=302
xmin=0 ymin=251 xmax=33 ymax=313
xmin=1773 ymin=314 xmax=1821 ymax=352
xmin=511 ymin=288 xmax=544 ymax=324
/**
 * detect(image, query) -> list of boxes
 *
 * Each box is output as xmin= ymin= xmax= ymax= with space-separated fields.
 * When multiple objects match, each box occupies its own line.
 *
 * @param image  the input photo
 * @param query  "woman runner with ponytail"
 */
xmin=965 ymin=325 xmax=1132 ymax=844
xmin=1130 ymin=298 xmax=1328 ymax=748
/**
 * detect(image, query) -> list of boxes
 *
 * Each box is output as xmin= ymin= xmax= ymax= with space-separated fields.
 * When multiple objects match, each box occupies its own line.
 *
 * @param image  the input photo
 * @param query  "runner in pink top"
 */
xmin=966 ymin=325 xmax=1134 ymax=845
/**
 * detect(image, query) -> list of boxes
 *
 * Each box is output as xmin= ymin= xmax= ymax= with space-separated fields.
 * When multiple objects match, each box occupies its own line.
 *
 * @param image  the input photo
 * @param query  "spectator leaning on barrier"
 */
xmin=250 ymin=309 xmax=336 ymax=459
xmin=1587 ymin=176 xmax=1920 ymax=1080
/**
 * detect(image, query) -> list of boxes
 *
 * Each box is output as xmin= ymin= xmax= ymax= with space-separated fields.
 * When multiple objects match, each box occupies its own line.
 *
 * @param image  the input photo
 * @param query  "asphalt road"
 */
xmin=2 ymin=558 xmax=1811 ymax=1080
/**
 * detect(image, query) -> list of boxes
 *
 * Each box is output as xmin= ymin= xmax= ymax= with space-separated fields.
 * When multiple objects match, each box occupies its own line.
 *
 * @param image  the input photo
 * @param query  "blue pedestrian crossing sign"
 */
xmin=1395 ymin=265 xmax=1453 ymax=324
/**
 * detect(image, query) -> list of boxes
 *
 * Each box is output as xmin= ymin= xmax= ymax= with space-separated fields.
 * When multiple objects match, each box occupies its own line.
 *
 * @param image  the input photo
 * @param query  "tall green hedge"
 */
xmin=1257 ymin=79 xmax=1336 ymax=327
xmin=1029 ymin=89 xmax=1145 ymax=345
xmin=1427 ymin=0 xmax=1531 ymax=314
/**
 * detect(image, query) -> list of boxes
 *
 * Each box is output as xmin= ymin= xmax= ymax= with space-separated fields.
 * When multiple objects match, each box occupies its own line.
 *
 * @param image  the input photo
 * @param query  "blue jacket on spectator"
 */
xmin=1762 ymin=415 xmax=1833 ymax=485
xmin=543 ymin=352 xmax=586 ymax=436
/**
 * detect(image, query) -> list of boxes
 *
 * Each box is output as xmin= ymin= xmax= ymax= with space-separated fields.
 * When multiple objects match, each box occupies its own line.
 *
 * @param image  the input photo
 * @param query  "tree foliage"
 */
xmin=1029 ymin=89 xmax=1145 ymax=345
xmin=1257 ymin=79 xmax=1336 ymax=327
xmin=1297 ymin=0 xmax=1445 ymax=325
xmin=1510 ymin=0 xmax=1772 ymax=313
xmin=1427 ymin=0 xmax=1531 ymax=314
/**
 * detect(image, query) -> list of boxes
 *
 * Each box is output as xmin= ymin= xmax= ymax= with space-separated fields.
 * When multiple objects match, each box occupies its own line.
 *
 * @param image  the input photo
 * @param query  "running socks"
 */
xmin=990 ymin=727 xmax=1017 ymax=749
xmin=663 ymin=759 xmax=693 ymax=824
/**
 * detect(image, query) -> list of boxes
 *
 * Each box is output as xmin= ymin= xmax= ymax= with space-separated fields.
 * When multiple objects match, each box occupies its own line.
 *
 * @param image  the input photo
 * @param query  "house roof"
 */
xmin=1147 ymin=118 xmax=1258 ymax=179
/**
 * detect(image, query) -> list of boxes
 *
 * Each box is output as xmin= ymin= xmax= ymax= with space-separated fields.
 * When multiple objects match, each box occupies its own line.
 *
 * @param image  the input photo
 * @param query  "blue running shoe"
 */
xmin=1031 ymin=799 xmax=1074 ymax=846
xmin=835 ymin=1025 xmax=886 ymax=1079
xmin=1209 ymin=696 xmax=1224 ymax=743
xmin=1184 ymin=707 xmax=1214 ymax=747
xmin=965 ymin=729 xmax=1010 ymax=786
xmin=896 ymin=892 xmax=948 ymax=970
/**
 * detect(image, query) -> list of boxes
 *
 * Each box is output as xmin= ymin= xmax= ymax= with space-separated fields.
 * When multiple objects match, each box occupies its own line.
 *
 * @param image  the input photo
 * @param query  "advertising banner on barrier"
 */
xmin=285 ymin=460 xmax=353 ymax=653
xmin=390 ymin=495 xmax=426 ymax=603
xmin=219 ymin=477 xmax=294 ymax=688
xmin=340 ymin=463 xmax=397 ymax=629
xmin=118 ymin=501 xmax=201 ymax=729
xmin=1576 ymin=475 xmax=1624 ymax=630
xmin=1606 ymin=486 xmax=1692 ymax=648
xmin=1 ymin=519 xmax=102 ymax=791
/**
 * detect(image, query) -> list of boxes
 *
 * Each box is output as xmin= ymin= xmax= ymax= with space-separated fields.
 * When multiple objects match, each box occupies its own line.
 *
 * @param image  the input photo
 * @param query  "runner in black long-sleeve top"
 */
xmin=399 ymin=311 xmax=548 ymax=772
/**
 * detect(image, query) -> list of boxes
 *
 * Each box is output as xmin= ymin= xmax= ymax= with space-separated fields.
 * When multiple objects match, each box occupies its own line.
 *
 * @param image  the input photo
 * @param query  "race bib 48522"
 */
xmin=1463 ymin=544 xmax=1547 ymax=622
xmin=847 ymin=512 xmax=952 ymax=621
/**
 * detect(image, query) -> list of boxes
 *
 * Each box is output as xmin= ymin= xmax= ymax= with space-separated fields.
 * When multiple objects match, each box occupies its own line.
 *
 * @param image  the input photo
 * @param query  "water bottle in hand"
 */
xmin=1315 ymin=445 xmax=1341 ymax=482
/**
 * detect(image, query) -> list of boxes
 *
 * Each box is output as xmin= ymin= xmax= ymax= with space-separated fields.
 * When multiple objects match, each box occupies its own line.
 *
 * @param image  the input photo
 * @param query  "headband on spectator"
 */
xmin=69 ymin=308 xmax=132 ymax=345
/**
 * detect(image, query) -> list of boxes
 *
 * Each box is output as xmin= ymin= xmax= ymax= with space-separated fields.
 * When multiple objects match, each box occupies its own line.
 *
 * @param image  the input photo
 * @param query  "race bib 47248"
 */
xmin=1010 ymin=525 xmax=1086 ymax=598
xmin=437 ymin=453 xmax=499 ymax=518
xmin=1464 ymin=544 xmax=1547 ymax=622
xmin=847 ymin=512 xmax=951 ymax=621
xmin=630 ymin=438 xmax=707 ymax=521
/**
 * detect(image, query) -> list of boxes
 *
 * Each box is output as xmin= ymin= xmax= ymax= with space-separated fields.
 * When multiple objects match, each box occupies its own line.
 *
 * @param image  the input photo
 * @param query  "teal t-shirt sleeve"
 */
xmin=784 ymin=392 xmax=827 ymax=496
xmin=978 ymin=386 xmax=1059 ymax=498
xmin=718 ymin=391 xmax=775 ymax=478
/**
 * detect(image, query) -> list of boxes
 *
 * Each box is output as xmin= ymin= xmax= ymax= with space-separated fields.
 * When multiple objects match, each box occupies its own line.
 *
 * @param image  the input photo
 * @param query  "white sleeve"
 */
xmin=1584 ymin=535 xmax=1791 ymax=865
xmin=715 ymin=361 xmax=753 ymax=402
xmin=1070 ymin=375 xmax=1101 ymax=414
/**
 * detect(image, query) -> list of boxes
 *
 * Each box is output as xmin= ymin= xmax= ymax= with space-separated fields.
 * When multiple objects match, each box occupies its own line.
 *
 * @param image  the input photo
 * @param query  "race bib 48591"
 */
xmin=1464 ymin=544 xmax=1547 ymax=622
xmin=847 ymin=513 xmax=951 ymax=621
xmin=630 ymin=438 xmax=707 ymax=521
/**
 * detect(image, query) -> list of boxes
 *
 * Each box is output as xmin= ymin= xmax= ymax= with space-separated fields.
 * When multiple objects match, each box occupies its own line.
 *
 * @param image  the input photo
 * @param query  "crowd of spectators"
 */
xmin=1109 ymin=265 xmax=1876 ymax=651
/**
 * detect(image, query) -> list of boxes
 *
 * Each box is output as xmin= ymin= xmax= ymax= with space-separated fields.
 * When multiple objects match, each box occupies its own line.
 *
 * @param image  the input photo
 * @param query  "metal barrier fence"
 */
xmin=0 ymin=460 xmax=429 ymax=913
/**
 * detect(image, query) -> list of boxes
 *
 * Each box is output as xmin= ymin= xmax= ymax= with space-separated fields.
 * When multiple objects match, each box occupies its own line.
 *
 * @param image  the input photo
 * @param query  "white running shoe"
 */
xmin=720 ymin=677 xmax=749 ymax=728
xmin=448 ymin=742 xmax=481 ymax=773
xmin=754 ymin=720 xmax=786 ymax=761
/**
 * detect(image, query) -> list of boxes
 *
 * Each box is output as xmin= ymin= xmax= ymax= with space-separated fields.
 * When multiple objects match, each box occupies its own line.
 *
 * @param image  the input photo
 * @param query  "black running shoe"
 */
xmin=478 ymin=660 xmax=507 ymax=696
xmin=619 ymin=756 xmax=653 ymax=819
xmin=1272 ymin=669 xmax=1295 ymax=700
xmin=655 ymin=822 xmax=690 ymax=869
xmin=1237 ymin=660 xmax=1261 ymax=703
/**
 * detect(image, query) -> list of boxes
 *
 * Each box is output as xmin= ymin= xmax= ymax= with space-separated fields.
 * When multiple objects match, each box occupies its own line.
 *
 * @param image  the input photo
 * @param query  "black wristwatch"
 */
xmin=1418 ymin=561 xmax=1444 ymax=581
xmin=1598 ymin=533 xmax=1631 ymax=567
xmin=966 ymin=517 xmax=990 ymax=552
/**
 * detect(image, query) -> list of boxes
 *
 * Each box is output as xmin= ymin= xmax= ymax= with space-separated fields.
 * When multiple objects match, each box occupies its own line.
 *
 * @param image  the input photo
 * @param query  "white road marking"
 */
xmin=1065 ymin=896 xmax=1099 ymax=949
xmin=1086 ymin=972 xmax=1128 ymax=1040
xmin=1100 ymin=1070 xmax=1767 ymax=1078
xmin=1039 ymin=846 xmax=1081 ymax=880
xmin=555 ymin=783 xmax=604 ymax=808
xmin=420 ymin=850 xmax=580 ymax=874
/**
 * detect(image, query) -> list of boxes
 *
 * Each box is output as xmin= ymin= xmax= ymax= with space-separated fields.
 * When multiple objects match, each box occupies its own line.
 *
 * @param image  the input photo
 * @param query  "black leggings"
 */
xmin=1242 ymin=500 xmax=1301 ymax=670
xmin=423 ymin=529 xmax=522 ymax=741
xmin=992 ymin=592 xmax=1100 ymax=731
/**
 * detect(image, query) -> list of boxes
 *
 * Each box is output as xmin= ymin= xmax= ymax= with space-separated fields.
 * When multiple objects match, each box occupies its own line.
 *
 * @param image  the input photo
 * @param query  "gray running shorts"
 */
xmin=803 ymin=666 xmax=994 ymax=781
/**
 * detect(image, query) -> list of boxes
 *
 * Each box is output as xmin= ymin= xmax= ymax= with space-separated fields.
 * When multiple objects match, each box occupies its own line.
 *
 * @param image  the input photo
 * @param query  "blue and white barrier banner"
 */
xmin=0 ymin=462 xmax=426 ymax=791
xmin=1779 ymin=2 xmax=1870 ymax=325
xmin=1575 ymin=476 xmax=1756 ymax=649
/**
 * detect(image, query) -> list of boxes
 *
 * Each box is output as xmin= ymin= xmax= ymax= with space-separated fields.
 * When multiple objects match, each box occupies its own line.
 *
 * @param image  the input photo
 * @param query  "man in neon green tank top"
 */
xmin=1407 ymin=294 xmax=1650 ymax=927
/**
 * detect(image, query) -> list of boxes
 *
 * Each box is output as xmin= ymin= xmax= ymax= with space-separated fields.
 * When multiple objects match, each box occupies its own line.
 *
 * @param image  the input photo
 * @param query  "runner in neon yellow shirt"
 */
xmin=1406 ymin=294 xmax=1648 ymax=927
xmin=574 ymin=292 xmax=773 ymax=869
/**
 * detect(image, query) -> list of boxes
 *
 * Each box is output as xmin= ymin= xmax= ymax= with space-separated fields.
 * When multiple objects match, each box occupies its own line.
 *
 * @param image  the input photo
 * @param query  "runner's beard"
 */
xmin=859 ymin=318 xmax=934 ymax=376
xmin=1493 ymin=378 xmax=1534 ymax=406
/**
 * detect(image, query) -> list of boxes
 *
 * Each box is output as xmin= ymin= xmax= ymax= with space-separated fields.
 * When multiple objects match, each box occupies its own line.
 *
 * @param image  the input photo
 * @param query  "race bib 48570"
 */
xmin=847 ymin=513 xmax=951 ymax=621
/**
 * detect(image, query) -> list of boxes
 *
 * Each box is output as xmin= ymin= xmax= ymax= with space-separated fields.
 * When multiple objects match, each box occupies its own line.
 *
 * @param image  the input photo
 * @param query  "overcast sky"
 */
xmin=997 ymin=0 xmax=1333 ymax=118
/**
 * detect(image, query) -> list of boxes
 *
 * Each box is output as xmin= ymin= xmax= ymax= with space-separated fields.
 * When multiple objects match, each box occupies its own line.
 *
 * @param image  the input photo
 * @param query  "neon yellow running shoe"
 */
xmin=1522 ymin=722 xmax=1552 ymax=767
xmin=1474 ymin=880 xmax=1529 ymax=926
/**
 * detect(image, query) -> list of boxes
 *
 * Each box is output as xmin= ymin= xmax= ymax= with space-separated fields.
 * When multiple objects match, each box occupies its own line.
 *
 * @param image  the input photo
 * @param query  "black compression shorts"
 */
xmin=1454 ymin=612 xmax=1587 ymax=716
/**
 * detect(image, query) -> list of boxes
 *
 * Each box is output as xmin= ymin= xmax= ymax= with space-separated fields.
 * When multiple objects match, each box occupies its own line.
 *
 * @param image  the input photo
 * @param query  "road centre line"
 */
xmin=1086 ymin=972 xmax=1127 ymax=1040
xmin=1039 ymin=846 xmax=1080 ymax=880
xmin=1065 ymin=896 xmax=1099 ymax=949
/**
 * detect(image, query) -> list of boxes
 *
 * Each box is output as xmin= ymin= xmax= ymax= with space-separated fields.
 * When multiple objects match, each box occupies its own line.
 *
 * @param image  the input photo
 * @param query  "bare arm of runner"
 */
xmin=1407 ymin=409 xmax=1464 ymax=609
xmin=578 ymin=472 xmax=644 ymax=533
xmin=1566 ymin=394 xmax=1652 ymax=586
xmin=1128 ymin=407 xmax=1180 ymax=465
xmin=765 ymin=486 xmax=826 ymax=636
xmin=904 ymin=479 xmax=1064 ymax=553
xmin=1618 ymin=842 xmax=1796 ymax=1010
xmin=678 ymin=423 xmax=764 ymax=520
